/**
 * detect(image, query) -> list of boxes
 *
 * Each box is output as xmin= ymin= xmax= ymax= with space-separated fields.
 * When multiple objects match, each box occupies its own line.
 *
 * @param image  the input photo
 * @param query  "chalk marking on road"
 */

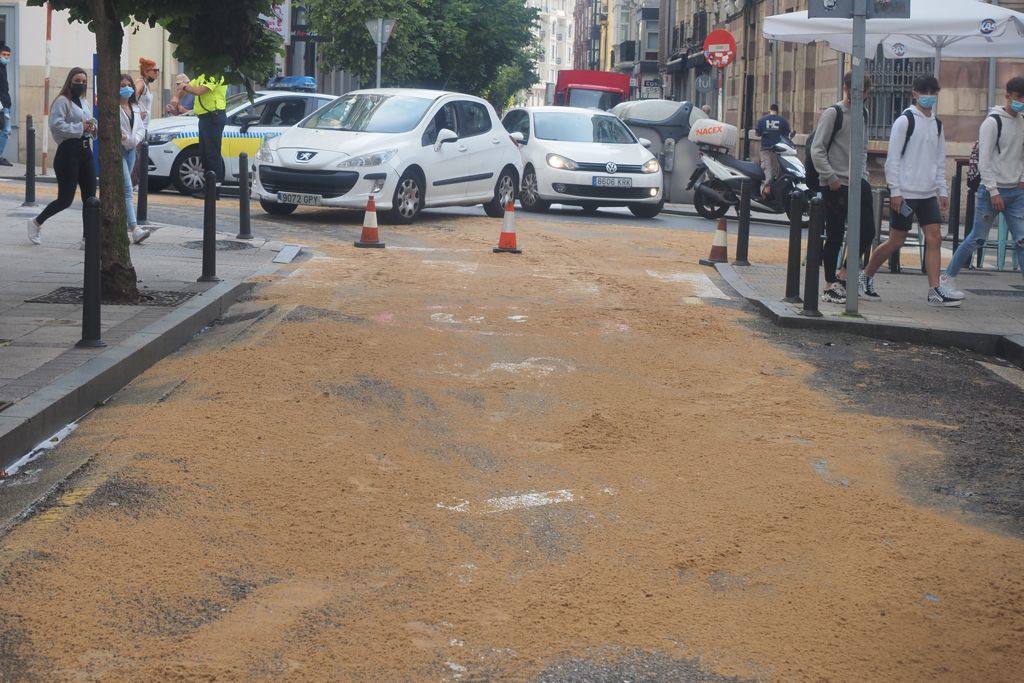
xmin=431 ymin=312 xmax=459 ymax=324
xmin=681 ymin=296 xmax=704 ymax=305
xmin=390 ymin=246 xmax=472 ymax=253
xmin=487 ymin=357 xmax=575 ymax=377
xmin=437 ymin=490 xmax=575 ymax=515
xmin=507 ymin=315 xmax=528 ymax=322
xmin=422 ymin=259 xmax=479 ymax=275
xmin=645 ymin=270 xmax=729 ymax=299
xmin=436 ymin=500 xmax=470 ymax=512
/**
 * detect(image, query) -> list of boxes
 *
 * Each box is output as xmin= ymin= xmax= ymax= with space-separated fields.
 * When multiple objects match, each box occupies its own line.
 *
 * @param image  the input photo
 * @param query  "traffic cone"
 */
xmin=698 ymin=217 xmax=728 ymax=266
xmin=354 ymin=195 xmax=385 ymax=248
xmin=492 ymin=201 xmax=522 ymax=254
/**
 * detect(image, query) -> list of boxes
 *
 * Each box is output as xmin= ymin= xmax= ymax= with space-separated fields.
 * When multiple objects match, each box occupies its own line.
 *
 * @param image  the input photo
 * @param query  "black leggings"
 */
xmin=821 ymin=178 xmax=876 ymax=284
xmin=36 ymin=138 xmax=96 ymax=228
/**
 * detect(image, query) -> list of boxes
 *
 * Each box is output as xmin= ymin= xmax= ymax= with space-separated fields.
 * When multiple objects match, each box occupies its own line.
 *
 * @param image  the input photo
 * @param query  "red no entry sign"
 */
xmin=703 ymin=29 xmax=736 ymax=69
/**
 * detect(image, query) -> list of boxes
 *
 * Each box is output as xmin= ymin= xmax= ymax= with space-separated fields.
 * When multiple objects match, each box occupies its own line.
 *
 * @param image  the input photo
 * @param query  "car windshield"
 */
xmin=534 ymin=112 xmax=636 ymax=144
xmin=300 ymin=94 xmax=433 ymax=133
xmin=567 ymin=88 xmax=623 ymax=110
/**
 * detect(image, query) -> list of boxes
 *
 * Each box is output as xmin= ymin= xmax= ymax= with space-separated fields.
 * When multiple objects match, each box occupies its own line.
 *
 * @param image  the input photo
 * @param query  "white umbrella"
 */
xmin=763 ymin=0 xmax=1024 ymax=73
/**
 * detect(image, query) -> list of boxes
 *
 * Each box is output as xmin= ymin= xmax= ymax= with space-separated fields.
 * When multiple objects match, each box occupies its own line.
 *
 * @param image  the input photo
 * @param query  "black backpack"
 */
xmin=805 ymin=104 xmax=843 ymax=191
xmin=898 ymin=110 xmax=943 ymax=156
xmin=966 ymin=113 xmax=1003 ymax=191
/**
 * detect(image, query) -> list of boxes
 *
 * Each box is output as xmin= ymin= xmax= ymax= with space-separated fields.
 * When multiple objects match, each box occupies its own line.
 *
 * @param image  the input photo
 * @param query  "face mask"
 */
xmin=0 ymin=57 xmax=9 ymax=66
xmin=917 ymin=95 xmax=937 ymax=109
xmin=119 ymin=86 xmax=134 ymax=100
xmin=70 ymin=83 xmax=86 ymax=97
xmin=145 ymin=76 xmax=155 ymax=84
xmin=1011 ymin=99 xmax=1024 ymax=113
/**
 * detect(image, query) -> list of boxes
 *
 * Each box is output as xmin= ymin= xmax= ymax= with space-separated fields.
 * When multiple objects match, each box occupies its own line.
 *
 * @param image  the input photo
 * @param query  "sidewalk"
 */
xmin=717 ymin=256 xmax=1024 ymax=367
xmin=0 ymin=192 xmax=295 ymax=471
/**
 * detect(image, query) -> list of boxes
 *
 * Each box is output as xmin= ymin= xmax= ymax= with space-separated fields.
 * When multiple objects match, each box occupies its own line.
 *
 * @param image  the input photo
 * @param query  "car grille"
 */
xmin=555 ymin=184 xmax=654 ymax=199
xmin=575 ymin=162 xmax=644 ymax=174
xmin=258 ymin=165 xmax=359 ymax=199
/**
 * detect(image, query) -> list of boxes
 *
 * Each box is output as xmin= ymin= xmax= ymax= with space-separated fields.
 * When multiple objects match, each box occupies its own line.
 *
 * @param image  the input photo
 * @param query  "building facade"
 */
xmin=573 ymin=0 xmax=608 ymax=70
xmin=527 ymin=0 xmax=575 ymax=106
xmin=610 ymin=1 xmax=661 ymax=100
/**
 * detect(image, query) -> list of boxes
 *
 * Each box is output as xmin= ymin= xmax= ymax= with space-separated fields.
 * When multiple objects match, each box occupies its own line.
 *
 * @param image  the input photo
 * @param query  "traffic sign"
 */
xmin=695 ymin=73 xmax=717 ymax=93
xmin=703 ymin=29 xmax=736 ymax=69
xmin=365 ymin=18 xmax=397 ymax=47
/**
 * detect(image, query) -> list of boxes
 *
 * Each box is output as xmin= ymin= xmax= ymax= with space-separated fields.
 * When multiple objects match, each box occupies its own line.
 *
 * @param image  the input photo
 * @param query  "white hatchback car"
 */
xmin=251 ymin=88 xmax=523 ymax=223
xmin=501 ymin=106 xmax=664 ymax=217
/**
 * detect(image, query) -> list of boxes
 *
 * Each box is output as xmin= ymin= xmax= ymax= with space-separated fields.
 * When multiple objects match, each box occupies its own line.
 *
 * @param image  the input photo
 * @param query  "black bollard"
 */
xmin=23 ymin=115 xmax=36 ymax=207
xmin=733 ymin=179 xmax=751 ymax=266
xmin=77 ymin=198 xmax=105 ymax=348
xmin=784 ymin=191 xmax=804 ymax=303
xmin=198 ymin=170 xmax=221 ymax=283
xmin=236 ymin=152 xmax=252 ymax=240
xmin=800 ymin=195 xmax=824 ymax=318
xmin=137 ymin=142 xmax=149 ymax=225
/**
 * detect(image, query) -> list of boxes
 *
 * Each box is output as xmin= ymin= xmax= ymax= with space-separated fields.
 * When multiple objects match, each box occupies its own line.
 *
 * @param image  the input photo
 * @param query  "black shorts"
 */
xmin=891 ymin=196 xmax=942 ymax=231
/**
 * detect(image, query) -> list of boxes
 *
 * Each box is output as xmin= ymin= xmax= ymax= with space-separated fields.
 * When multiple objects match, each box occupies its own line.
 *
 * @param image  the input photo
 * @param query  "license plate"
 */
xmin=277 ymin=192 xmax=321 ymax=206
xmin=593 ymin=176 xmax=632 ymax=188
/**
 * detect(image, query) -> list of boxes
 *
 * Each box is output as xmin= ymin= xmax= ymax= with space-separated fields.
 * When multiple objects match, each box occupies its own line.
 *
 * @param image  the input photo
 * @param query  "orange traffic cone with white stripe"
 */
xmin=493 ymin=201 xmax=522 ymax=254
xmin=354 ymin=194 xmax=385 ymax=248
xmin=699 ymin=217 xmax=728 ymax=266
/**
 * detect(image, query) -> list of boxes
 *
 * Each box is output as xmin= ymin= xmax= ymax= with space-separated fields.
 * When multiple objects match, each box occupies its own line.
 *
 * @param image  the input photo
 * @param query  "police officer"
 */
xmin=181 ymin=73 xmax=227 ymax=196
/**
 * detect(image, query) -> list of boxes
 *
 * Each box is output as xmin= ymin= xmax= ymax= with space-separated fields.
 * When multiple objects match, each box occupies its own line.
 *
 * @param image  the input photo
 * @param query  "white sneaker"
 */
xmin=27 ymin=218 xmax=41 ymax=245
xmin=928 ymin=286 xmax=962 ymax=307
xmin=939 ymin=274 xmax=965 ymax=300
xmin=130 ymin=226 xmax=151 ymax=245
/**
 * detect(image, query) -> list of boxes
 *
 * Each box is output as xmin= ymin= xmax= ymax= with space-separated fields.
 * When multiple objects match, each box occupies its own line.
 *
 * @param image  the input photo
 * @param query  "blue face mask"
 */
xmin=917 ymin=95 xmax=937 ymax=109
xmin=0 ymin=57 xmax=9 ymax=66
xmin=119 ymin=86 xmax=134 ymax=100
xmin=1011 ymin=99 xmax=1024 ymax=113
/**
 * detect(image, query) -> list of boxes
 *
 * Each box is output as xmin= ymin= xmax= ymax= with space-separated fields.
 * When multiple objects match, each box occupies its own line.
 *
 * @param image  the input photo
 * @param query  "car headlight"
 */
xmin=147 ymin=130 xmax=180 ymax=145
xmin=255 ymin=142 xmax=275 ymax=164
xmin=642 ymin=158 xmax=661 ymax=174
xmin=546 ymin=153 xmax=578 ymax=171
xmin=336 ymin=149 xmax=398 ymax=168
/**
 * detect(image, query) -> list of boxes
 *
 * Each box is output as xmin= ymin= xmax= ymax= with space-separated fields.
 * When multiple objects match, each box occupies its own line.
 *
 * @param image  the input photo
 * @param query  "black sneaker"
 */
xmin=928 ymin=286 xmax=962 ymax=307
xmin=0 ymin=158 xmax=13 ymax=167
xmin=821 ymin=282 xmax=847 ymax=304
xmin=858 ymin=272 xmax=881 ymax=300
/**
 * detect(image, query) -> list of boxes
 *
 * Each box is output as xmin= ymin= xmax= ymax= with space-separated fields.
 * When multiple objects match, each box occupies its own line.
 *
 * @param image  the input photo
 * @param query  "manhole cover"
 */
xmin=183 ymin=240 xmax=255 ymax=251
xmin=25 ymin=287 xmax=198 ymax=307
xmin=964 ymin=289 xmax=1024 ymax=298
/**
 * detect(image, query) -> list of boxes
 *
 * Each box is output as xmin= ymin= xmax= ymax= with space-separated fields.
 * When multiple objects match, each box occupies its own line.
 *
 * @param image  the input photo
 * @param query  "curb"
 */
xmin=0 ymin=272 xmax=270 ymax=473
xmin=715 ymin=263 xmax=1019 ymax=364
xmin=662 ymin=206 xmax=790 ymax=227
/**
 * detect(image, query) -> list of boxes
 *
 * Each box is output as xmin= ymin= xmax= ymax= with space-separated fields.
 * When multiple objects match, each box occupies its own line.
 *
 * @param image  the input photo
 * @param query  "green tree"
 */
xmin=482 ymin=46 xmax=541 ymax=113
xmin=28 ymin=0 xmax=281 ymax=301
xmin=306 ymin=0 xmax=539 ymax=97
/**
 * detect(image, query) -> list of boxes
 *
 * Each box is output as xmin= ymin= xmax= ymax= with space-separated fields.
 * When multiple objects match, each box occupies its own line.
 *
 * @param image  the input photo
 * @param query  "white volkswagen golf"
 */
xmin=251 ymin=88 xmax=522 ymax=223
xmin=501 ymin=106 xmax=663 ymax=217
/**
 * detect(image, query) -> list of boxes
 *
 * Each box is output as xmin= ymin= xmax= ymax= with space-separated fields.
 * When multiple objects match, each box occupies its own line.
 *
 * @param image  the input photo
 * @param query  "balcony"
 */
xmin=615 ymin=40 xmax=637 ymax=65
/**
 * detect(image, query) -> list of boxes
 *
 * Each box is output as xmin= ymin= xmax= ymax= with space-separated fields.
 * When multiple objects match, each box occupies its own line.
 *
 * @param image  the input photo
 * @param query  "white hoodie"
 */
xmin=119 ymin=102 xmax=145 ymax=151
xmin=884 ymin=105 xmax=947 ymax=200
xmin=978 ymin=105 xmax=1024 ymax=196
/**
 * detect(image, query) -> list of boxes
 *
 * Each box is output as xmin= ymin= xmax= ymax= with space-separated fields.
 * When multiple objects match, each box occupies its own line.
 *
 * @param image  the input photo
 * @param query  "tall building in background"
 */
xmin=573 ymin=0 xmax=606 ymax=70
xmin=527 ymin=0 xmax=575 ymax=106
xmin=610 ymin=1 xmax=660 ymax=100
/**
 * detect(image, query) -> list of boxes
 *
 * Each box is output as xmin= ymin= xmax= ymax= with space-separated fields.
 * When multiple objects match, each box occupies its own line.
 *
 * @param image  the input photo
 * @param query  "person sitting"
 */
xmin=755 ymin=104 xmax=791 ymax=198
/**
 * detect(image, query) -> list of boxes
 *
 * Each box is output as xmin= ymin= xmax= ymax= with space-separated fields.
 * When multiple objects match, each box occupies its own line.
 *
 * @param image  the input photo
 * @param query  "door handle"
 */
xmin=457 ymin=145 xmax=468 ymax=152
xmin=491 ymin=138 xmax=501 ymax=145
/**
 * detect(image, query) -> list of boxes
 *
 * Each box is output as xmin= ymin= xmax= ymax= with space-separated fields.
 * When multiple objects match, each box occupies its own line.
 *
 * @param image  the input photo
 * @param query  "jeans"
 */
xmin=197 ymin=109 xmax=227 ymax=184
xmin=947 ymin=186 xmax=1024 ymax=277
xmin=36 ymin=138 xmax=96 ymax=229
xmin=821 ymin=178 xmax=876 ymax=283
xmin=122 ymin=146 xmax=137 ymax=229
xmin=0 ymin=109 xmax=11 ymax=158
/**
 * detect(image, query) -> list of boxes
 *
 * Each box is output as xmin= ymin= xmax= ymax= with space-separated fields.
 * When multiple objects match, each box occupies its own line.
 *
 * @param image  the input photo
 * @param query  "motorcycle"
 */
xmin=686 ymin=136 xmax=809 ymax=220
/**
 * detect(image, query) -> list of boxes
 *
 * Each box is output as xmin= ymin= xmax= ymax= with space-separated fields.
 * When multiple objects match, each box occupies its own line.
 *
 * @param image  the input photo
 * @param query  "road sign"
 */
xmin=365 ymin=18 xmax=397 ymax=47
xmin=641 ymin=78 xmax=662 ymax=99
xmin=695 ymin=73 xmax=717 ymax=93
xmin=703 ymin=29 xmax=736 ymax=69
xmin=808 ymin=0 xmax=910 ymax=19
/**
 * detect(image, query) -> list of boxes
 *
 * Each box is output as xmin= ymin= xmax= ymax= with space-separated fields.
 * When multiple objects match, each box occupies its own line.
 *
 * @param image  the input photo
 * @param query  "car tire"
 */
xmin=259 ymin=199 xmax=297 ymax=216
xmin=171 ymin=148 xmax=207 ymax=196
xmin=147 ymin=177 xmax=171 ymax=194
xmin=580 ymin=202 xmax=600 ymax=215
xmin=519 ymin=166 xmax=550 ymax=213
xmin=629 ymin=201 xmax=664 ymax=219
xmin=483 ymin=167 xmax=518 ymax=218
xmin=386 ymin=170 xmax=423 ymax=224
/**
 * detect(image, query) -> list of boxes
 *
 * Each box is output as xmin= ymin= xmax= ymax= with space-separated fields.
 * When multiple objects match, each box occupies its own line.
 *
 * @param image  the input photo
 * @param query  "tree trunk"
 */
xmin=90 ymin=0 xmax=140 ymax=302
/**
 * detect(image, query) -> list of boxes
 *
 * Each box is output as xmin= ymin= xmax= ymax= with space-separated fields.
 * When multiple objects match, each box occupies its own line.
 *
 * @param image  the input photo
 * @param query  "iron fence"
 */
xmin=865 ymin=46 xmax=935 ymax=140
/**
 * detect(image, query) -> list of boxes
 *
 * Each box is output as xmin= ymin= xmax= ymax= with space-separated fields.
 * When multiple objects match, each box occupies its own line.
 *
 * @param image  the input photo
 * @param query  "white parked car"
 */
xmin=251 ymin=88 xmax=523 ymax=223
xmin=501 ymin=106 xmax=664 ymax=217
xmin=146 ymin=90 xmax=335 ymax=195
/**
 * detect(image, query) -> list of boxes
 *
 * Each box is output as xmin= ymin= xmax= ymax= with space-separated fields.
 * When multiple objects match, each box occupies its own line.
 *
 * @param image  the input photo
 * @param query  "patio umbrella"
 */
xmin=763 ymin=0 xmax=1024 ymax=75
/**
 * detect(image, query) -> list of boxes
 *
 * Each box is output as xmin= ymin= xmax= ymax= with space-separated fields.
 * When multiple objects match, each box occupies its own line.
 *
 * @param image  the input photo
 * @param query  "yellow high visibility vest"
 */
xmin=191 ymin=74 xmax=227 ymax=114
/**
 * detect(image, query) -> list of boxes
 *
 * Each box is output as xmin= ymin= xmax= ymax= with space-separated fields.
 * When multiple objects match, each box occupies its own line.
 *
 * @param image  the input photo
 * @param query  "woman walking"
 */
xmin=28 ymin=67 xmax=96 ymax=245
xmin=120 ymin=74 xmax=149 ymax=244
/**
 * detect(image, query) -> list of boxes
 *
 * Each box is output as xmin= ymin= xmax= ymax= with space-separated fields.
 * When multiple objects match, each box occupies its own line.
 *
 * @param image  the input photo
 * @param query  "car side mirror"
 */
xmin=434 ymin=128 xmax=458 ymax=152
xmin=237 ymin=114 xmax=261 ymax=133
xmin=509 ymin=131 xmax=525 ymax=145
xmin=639 ymin=137 xmax=652 ymax=148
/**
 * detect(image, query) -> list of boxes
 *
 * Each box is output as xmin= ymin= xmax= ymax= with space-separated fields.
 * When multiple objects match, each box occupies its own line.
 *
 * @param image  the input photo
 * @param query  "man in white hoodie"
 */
xmin=943 ymin=76 xmax=1024 ymax=298
xmin=859 ymin=75 xmax=960 ymax=306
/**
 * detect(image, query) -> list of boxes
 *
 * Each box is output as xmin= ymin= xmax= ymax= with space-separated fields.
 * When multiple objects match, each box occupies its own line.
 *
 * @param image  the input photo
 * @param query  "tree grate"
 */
xmin=183 ymin=240 xmax=255 ymax=251
xmin=25 ymin=287 xmax=198 ymax=307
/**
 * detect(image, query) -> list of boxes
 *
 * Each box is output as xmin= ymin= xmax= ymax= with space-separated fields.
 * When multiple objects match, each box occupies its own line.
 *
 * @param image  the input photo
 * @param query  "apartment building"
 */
xmin=610 ymin=1 xmax=662 ymax=100
xmin=527 ymin=0 xmax=575 ymax=106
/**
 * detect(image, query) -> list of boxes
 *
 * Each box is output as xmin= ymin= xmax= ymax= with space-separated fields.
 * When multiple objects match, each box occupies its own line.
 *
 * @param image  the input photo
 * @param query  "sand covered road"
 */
xmin=0 ymin=214 xmax=1022 ymax=681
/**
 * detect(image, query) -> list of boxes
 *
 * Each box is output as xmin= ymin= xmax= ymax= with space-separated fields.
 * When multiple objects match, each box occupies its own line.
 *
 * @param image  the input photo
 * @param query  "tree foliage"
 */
xmin=306 ymin=0 xmax=540 ymax=98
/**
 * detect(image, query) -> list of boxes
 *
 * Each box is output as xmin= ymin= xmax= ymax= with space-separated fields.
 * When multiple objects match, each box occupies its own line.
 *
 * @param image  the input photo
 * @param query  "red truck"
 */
xmin=553 ymin=70 xmax=631 ymax=110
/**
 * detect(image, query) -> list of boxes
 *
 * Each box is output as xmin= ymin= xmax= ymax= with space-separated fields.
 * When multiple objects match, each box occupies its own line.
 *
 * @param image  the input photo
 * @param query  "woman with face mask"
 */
xmin=28 ymin=67 xmax=97 ymax=246
xmin=119 ymin=73 xmax=150 ymax=244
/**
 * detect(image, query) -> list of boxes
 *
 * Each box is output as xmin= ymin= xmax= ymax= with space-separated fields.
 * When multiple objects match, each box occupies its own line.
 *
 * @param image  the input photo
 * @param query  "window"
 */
xmin=455 ymin=101 xmax=492 ymax=137
xmin=422 ymin=103 xmax=459 ymax=145
xmin=645 ymin=21 xmax=658 ymax=52
xmin=501 ymin=110 xmax=530 ymax=142
xmin=865 ymin=47 xmax=935 ymax=139
xmin=228 ymin=101 xmax=267 ymax=126
xmin=534 ymin=112 xmax=636 ymax=144
xmin=261 ymin=98 xmax=307 ymax=126
xmin=302 ymin=94 xmax=434 ymax=133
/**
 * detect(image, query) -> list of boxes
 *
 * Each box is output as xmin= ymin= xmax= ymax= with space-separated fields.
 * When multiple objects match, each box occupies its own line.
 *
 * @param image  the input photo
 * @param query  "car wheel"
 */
xmin=483 ymin=167 xmax=518 ymax=218
xmin=387 ymin=170 xmax=423 ymax=224
xmin=694 ymin=192 xmax=730 ymax=220
xmin=519 ymin=166 xmax=550 ymax=213
xmin=171 ymin=149 xmax=206 ymax=195
xmin=629 ymin=201 xmax=664 ymax=219
xmin=259 ymin=199 xmax=297 ymax=216
xmin=147 ymin=177 xmax=171 ymax=193
xmin=580 ymin=202 xmax=600 ymax=215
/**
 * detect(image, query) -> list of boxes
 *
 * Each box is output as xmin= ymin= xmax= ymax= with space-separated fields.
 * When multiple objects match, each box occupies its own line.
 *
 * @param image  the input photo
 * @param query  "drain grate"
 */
xmin=26 ymin=287 xmax=198 ymax=307
xmin=964 ymin=289 xmax=1024 ymax=298
xmin=183 ymin=239 xmax=255 ymax=251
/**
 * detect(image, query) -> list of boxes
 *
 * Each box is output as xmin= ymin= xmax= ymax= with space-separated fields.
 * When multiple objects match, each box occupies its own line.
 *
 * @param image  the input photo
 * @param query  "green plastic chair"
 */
xmin=996 ymin=214 xmax=1021 ymax=272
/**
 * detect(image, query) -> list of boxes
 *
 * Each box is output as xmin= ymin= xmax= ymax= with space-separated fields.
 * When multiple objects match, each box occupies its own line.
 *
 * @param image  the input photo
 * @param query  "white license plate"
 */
xmin=593 ymin=176 xmax=632 ymax=188
xmin=277 ymin=192 xmax=321 ymax=206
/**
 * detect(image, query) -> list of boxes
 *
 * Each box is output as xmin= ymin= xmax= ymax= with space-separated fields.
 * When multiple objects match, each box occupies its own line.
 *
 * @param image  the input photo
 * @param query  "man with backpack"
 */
xmin=858 ymin=75 xmax=960 ymax=306
xmin=808 ymin=72 xmax=877 ymax=304
xmin=942 ymin=76 xmax=1024 ymax=298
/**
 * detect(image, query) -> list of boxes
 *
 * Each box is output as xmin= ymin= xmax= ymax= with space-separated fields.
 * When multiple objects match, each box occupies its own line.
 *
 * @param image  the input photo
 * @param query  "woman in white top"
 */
xmin=119 ymin=73 xmax=149 ymax=244
xmin=132 ymin=58 xmax=158 ymax=189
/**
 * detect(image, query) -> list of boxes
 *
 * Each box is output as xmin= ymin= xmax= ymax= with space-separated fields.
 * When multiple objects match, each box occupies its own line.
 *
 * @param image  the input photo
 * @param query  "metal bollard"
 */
xmin=197 ymin=170 xmax=221 ymax=283
xmin=733 ymin=179 xmax=752 ymax=266
xmin=137 ymin=142 xmax=149 ymax=225
xmin=783 ymin=191 xmax=804 ymax=303
xmin=236 ymin=152 xmax=252 ymax=240
xmin=77 ymin=197 xmax=105 ymax=348
xmin=800 ymin=195 xmax=825 ymax=318
xmin=23 ymin=115 xmax=36 ymax=207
